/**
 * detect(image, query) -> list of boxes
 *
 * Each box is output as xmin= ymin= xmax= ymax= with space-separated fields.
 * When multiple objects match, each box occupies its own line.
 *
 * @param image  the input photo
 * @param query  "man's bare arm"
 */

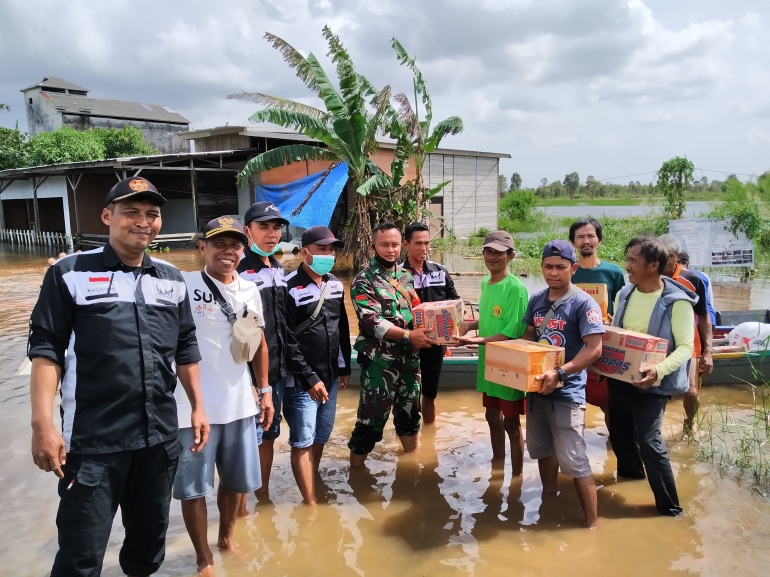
xmin=30 ymin=358 xmax=66 ymax=478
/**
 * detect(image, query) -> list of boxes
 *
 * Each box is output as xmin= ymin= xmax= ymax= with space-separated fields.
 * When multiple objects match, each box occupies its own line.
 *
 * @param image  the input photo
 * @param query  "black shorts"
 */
xmin=419 ymin=344 xmax=446 ymax=399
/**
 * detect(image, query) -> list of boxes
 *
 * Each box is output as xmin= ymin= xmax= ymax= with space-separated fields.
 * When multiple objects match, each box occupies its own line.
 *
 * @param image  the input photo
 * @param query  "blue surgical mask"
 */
xmin=250 ymin=243 xmax=278 ymax=257
xmin=307 ymin=254 xmax=335 ymax=275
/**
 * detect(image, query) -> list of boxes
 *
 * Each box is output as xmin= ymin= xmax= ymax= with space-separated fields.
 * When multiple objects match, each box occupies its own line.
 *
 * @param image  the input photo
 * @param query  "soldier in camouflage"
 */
xmin=348 ymin=222 xmax=437 ymax=467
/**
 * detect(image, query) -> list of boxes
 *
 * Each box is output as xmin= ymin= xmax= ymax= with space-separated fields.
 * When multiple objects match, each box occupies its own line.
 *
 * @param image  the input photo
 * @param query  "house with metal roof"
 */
xmin=22 ymin=77 xmax=190 ymax=154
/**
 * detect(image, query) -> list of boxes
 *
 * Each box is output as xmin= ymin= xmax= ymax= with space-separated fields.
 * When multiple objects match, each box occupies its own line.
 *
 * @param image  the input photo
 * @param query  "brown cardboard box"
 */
xmin=484 ymin=339 xmax=566 ymax=393
xmin=413 ymin=300 xmax=466 ymax=345
xmin=588 ymin=325 xmax=668 ymax=385
xmin=576 ymin=283 xmax=610 ymax=322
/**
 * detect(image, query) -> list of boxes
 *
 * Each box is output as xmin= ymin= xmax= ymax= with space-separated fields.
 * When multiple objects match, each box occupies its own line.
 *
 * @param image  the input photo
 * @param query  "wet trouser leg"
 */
xmin=608 ymin=379 xmax=682 ymax=516
xmin=348 ymin=356 xmax=421 ymax=455
xmin=51 ymin=439 xmax=181 ymax=577
xmin=419 ymin=345 xmax=445 ymax=400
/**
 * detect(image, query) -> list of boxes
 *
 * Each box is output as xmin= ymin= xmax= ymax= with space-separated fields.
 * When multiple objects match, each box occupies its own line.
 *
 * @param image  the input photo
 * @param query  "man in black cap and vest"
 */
xmin=237 ymin=201 xmax=318 ymax=498
xmin=284 ymin=225 xmax=351 ymax=504
xmin=28 ymin=177 xmax=210 ymax=577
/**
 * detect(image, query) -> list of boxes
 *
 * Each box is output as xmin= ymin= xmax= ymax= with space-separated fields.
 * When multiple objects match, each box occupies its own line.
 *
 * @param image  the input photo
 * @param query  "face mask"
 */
xmin=374 ymin=252 xmax=398 ymax=270
xmin=250 ymin=242 xmax=278 ymax=257
xmin=306 ymin=254 xmax=335 ymax=275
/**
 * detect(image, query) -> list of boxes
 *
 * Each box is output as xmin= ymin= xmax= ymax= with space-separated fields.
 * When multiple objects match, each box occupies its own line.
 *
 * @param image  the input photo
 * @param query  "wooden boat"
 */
xmin=350 ymin=309 xmax=770 ymax=388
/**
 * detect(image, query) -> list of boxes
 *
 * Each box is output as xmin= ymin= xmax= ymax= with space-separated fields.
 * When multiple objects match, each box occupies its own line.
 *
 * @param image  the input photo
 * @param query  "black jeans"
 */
xmin=607 ymin=379 xmax=683 ymax=516
xmin=419 ymin=344 xmax=446 ymax=400
xmin=51 ymin=439 xmax=182 ymax=577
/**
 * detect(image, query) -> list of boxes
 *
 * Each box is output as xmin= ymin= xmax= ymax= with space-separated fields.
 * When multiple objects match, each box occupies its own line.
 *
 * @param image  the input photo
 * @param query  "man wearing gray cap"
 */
xmin=521 ymin=240 xmax=604 ymax=528
xmin=458 ymin=231 xmax=529 ymax=474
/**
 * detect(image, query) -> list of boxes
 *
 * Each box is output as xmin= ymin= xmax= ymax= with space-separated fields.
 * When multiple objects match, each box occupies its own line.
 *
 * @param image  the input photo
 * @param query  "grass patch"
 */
xmin=537 ymin=197 xmax=645 ymax=207
xmin=693 ymin=383 xmax=770 ymax=497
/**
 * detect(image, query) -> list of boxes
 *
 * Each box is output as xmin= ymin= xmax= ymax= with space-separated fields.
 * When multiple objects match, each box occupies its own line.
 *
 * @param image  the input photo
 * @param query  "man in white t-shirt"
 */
xmin=173 ymin=216 xmax=273 ymax=577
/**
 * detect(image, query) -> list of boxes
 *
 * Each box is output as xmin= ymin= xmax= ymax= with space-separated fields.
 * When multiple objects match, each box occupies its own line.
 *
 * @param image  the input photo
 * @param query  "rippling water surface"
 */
xmin=1 ymin=246 xmax=769 ymax=576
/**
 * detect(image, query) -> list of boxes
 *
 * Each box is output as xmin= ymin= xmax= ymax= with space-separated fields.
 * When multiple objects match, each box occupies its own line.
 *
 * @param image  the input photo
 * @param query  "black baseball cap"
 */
xmin=244 ymin=201 xmax=289 ymax=227
xmin=482 ymin=230 xmax=515 ymax=252
xmin=104 ymin=177 xmax=166 ymax=207
xmin=679 ymin=250 xmax=690 ymax=265
xmin=302 ymin=225 xmax=344 ymax=248
xmin=202 ymin=216 xmax=248 ymax=244
xmin=542 ymin=240 xmax=577 ymax=263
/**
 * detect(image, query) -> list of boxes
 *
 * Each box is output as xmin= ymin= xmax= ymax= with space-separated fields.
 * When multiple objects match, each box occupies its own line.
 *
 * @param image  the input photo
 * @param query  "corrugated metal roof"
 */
xmin=42 ymin=93 xmax=189 ymax=124
xmin=21 ymin=76 xmax=89 ymax=93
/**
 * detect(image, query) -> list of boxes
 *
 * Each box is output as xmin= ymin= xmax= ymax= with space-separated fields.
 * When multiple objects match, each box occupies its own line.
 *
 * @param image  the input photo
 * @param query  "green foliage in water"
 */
xmin=710 ymin=174 xmax=770 ymax=252
xmin=499 ymin=189 xmax=537 ymax=222
xmin=656 ymin=156 xmax=694 ymax=220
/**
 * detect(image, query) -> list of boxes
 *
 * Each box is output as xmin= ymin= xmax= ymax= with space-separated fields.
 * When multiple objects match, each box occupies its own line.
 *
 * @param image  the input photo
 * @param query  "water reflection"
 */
xmin=2 ymin=246 xmax=770 ymax=576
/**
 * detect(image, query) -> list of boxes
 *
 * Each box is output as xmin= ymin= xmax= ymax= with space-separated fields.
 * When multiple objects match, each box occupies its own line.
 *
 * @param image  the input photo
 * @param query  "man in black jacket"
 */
xmin=237 ymin=202 xmax=315 ymax=497
xmin=284 ymin=225 xmax=352 ymax=504
xmin=402 ymin=222 xmax=460 ymax=423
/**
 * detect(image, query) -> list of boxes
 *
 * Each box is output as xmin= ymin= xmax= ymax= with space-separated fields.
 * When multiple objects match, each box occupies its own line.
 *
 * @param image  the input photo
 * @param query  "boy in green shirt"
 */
xmin=459 ymin=231 xmax=528 ymax=475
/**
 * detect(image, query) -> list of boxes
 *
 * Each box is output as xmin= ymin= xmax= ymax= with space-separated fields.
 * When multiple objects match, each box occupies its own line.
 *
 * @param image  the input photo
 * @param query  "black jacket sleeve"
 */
xmin=175 ymin=284 xmax=202 ymax=365
xmin=284 ymin=292 xmax=322 ymax=391
xmin=28 ymin=264 xmax=76 ymax=368
xmin=444 ymin=266 xmax=460 ymax=301
xmin=338 ymin=293 xmax=352 ymax=376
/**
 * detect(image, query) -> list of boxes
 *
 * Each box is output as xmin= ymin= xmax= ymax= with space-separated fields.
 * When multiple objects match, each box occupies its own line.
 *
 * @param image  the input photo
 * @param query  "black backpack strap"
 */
xmin=200 ymin=271 xmax=237 ymax=325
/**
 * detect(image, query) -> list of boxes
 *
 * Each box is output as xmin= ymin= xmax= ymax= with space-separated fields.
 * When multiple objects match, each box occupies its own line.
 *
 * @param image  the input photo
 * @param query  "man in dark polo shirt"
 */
xmin=401 ymin=222 xmax=460 ymax=424
xmin=28 ymin=177 xmax=210 ymax=577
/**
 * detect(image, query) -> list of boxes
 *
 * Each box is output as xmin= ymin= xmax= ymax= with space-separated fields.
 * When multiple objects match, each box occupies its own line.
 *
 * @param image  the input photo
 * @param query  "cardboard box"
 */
xmin=484 ymin=339 xmax=565 ymax=393
xmin=576 ymin=283 xmax=610 ymax=322
xmin=413 ymin=299 xmax=466 ymax=345
xmin=588 ymin=326 xmax=668 ymax=385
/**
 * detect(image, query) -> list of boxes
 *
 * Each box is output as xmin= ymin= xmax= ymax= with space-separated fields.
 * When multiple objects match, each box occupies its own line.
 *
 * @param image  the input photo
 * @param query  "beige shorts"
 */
xmin=525 ymin=394 xmax=592 ymax=478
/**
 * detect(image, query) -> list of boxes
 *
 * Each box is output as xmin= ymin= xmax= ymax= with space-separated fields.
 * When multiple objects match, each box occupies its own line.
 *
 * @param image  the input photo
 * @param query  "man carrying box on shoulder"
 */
xmin=569 ymin=218 xmax=626 ymax=421
xmin=609 ymin=237 xmax=696 ymax=516
xmin=521 ymin=240 xmax=605 ymax=529
xmin=457 ymin=231 xmax=529 ymax=474
xmin=402 ymin=222 xmax=461 ymax=424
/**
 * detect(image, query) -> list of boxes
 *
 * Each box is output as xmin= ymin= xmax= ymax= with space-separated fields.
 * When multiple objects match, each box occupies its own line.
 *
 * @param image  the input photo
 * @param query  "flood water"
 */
xmin=540 ymin=200 xmax=715 ymax=220
xmin=1 ymin=245 xmax=770 ymax=576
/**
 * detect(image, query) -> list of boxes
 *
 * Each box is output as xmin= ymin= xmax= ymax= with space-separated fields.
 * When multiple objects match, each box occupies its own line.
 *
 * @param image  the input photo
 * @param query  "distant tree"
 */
xmin=563 ymin=171 xmax=580 ymax=198
xmin=0 ymin=103 xmax=10 ymax=112
xmin=26 ymin=127 xmax=106 ymax=166
xmin=656 ymin=156 xmax=694 ymax=220
xmin=497 ymin=174 xmax=507 ymax=198
xmin=536 ymin=177 xmax=549 ymax=198
xmin=95 ymin=126 xmax=158 ymax=158
xmin=549 ymin=180 xmax=565 ymax=198
xmin=0 ymin=126 xmax=28 ymax=170
xmin=510 ymin=172 xmax=522 ymax=191
xmin=499 ymin=189 xmax=537 ymax=221
xmin=586 ymin=175 xmax=598 ymax=199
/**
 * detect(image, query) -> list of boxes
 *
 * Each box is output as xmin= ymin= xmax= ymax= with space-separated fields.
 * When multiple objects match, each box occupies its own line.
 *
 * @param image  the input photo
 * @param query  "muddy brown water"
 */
xmin=1 ymin=246 xmax=770 ymax=576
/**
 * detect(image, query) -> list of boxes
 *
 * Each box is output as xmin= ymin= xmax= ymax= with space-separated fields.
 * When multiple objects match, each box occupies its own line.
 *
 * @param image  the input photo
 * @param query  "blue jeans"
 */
xmin=256 ymin=377 xmax=288 ymax=444
xmin=283 ymin=379 xmax=339 ymax=448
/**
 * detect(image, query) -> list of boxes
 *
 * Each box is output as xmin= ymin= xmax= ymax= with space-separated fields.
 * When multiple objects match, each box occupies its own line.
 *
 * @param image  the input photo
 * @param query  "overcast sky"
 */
xmin=1 ymin=0 xmax=768 ymax=187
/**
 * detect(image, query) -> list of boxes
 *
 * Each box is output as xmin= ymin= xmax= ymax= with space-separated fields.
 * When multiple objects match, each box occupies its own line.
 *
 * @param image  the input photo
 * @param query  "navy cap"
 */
xmin=104 ymin=177 xmax=166 ymax=207
xmin=202 ymin=216 xmax=248 ymax=244
xmin=302 ymin=225 xmax=343 ymax=248
xmin=244 ymin=201 xmax=289 ymax=227
xmin=542 ymin=240 xmax=577 ymax=263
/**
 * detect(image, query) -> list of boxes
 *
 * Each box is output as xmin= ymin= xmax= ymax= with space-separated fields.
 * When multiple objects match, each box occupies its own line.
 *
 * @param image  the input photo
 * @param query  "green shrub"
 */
xmin=500 ymin=189 xmax=537 ymax=221
xmin=26 ymin=127 xmax=105 ymax=166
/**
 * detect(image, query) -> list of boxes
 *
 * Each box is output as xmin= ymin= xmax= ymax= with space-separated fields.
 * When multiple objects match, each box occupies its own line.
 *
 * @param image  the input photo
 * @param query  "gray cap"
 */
xmin=482 ymin=230 xmax=515 ymax=252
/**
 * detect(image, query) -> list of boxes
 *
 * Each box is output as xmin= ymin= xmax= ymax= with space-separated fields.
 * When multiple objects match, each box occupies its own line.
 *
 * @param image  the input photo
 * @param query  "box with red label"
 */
xmin=412 ymin=299 xmax=465 ymax=345
xmin=576 ymin=283 xmax=610 ymax=323
xmin=588 ymin=326 xmax=668 ymax=385
xmin=484 ymin=339 xmax=566 ymax=393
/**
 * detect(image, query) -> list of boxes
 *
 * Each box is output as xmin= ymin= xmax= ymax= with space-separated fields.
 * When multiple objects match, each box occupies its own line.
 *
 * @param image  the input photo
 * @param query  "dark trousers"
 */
xmin=607 ymin=379 xmax=682 ymax=516
xmin=51 ymin=439 xmax=182 ymax=577
xmin=419 ymin=345 xmax=446 ymax=400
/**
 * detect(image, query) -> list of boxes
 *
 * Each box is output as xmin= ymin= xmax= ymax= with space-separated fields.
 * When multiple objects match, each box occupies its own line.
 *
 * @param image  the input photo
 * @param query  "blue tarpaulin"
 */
xmin=255 ymin=162 xmax=348 ymax=229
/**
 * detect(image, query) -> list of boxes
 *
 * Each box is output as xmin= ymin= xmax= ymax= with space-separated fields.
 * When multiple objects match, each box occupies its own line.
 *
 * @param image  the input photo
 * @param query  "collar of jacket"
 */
xmin=243 ymin=250 xmax=282 ymax=273
xmin=103 ymin=241 xmax=154 ymax=270
xmin=402 ymin=258 xmax=440 ymax=275
xmin=296 ymin=262 xmax=329 ymax=286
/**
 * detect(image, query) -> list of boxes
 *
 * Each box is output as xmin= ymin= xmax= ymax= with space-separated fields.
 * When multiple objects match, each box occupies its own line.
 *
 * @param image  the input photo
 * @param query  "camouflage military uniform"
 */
xmin=348 ymin=258 xmax=422 ymax=455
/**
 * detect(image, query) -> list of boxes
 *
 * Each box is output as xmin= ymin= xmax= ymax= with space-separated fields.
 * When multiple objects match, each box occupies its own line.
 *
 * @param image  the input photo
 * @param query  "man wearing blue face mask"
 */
xmin=237 ymin=202 xmax=316 ymax=500
xmin=283 ymin=226 xmax=351 ymax=504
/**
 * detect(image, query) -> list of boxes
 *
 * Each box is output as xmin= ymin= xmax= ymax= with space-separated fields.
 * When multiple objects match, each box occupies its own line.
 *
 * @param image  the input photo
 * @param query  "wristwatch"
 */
xmin=402 ymin=330 xmax=411 ymax=343
xmin=258 ymin=386 xmax=273 ymax=394
xmin=556 ymin=367 xmax=567 ymax=382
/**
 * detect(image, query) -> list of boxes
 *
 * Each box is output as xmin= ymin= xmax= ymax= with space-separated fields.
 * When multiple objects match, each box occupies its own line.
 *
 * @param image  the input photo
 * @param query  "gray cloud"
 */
xmin=1 ymin=0 xmax=768 ymax=187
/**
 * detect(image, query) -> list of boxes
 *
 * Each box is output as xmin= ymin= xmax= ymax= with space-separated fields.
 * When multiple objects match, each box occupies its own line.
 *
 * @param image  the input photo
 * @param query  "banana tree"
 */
xmin=228 ymin=26 xmax=397 ymax=268
xmin=389 ymin=38 xmax=464 ymax=222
